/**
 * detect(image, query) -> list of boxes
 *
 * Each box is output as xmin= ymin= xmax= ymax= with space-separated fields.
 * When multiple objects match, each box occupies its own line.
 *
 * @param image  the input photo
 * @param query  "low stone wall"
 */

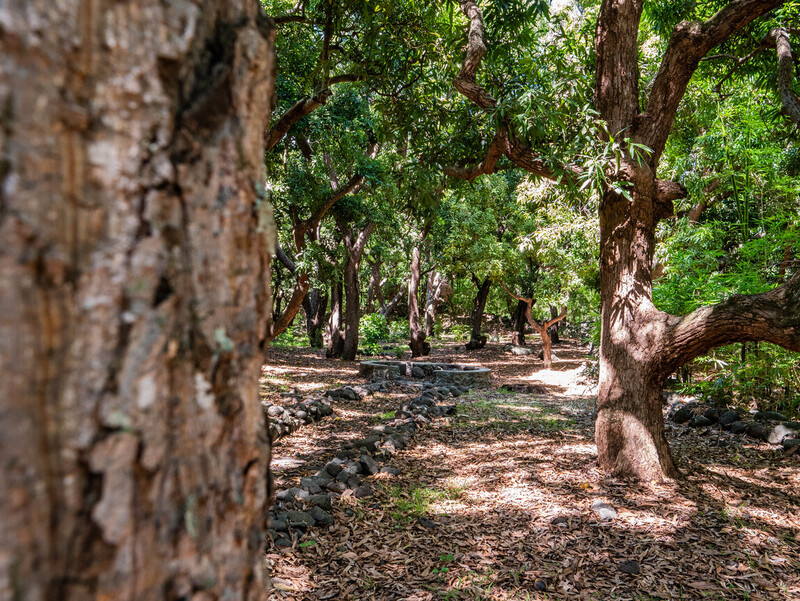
xmin=359 ymin=360 xmax=491 ymax=387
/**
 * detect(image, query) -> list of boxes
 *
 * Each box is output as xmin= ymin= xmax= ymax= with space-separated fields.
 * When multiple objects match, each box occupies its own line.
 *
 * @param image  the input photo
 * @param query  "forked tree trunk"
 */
xmin=303 ymin=288 xmax=327 ymax=348
xmin=451 ymin=0 xmax=796 ymax=482
xmin=0 ymin=3 xmax=275 ymax=599
xmin=465 ymin=275 xmax=491 ymax=350
xmin=408 ymin=244 xmax=430 ymax=357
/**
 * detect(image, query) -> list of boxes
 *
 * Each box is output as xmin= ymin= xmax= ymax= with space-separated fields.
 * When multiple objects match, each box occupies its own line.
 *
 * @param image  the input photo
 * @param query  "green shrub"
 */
xmin=360 ymin=313 xmax=390 ymax=355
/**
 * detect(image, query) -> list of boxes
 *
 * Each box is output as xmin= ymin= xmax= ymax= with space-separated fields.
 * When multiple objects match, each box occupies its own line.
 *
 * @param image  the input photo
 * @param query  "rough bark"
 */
xmin=466 ymin=275 xmax=491 ymax=350
xmin=0 ymin=3 xmax=275 ymax=599
xmin=302 ymin=288 xmax=327 ymax=347
xmin=408 ymin=244 xmax=430 ymax=357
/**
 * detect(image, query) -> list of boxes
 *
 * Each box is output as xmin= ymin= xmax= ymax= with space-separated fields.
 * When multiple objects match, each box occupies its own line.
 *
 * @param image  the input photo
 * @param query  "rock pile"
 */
xmin=263 ymin=385 xmax=380 ymax=443
xmin=267 ymin=380 xmax=473 ymax=550
xmin=668 ymin=399 xmax=800 ymax=450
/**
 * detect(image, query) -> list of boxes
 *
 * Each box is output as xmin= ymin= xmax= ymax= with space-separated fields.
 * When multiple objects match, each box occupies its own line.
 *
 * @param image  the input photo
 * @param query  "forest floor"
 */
xmin=262 ymin=340 xmax=800 ymax=601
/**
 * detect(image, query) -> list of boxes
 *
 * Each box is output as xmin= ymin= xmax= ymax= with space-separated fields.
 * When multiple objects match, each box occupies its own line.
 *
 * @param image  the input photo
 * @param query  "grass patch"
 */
xmin=456 ymin=394 xmax=578 ymax=434
xmin=387 ymin=484 xmax=462 ymax=526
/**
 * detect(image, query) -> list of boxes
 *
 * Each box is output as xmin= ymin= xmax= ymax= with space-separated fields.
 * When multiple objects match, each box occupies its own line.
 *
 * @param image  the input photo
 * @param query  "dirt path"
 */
xmin=263 ymin=341 xmax=800 ymax=600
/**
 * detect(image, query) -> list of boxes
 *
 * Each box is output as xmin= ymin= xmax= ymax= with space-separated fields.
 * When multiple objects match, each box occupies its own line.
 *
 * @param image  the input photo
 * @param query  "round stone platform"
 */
xmin=358 ymin=360 xmax=491 ymax=387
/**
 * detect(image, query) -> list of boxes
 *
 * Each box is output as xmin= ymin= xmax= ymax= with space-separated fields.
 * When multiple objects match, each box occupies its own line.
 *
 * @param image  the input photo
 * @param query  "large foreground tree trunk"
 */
xmin=0 ymin=3 xmax=276 ymax=599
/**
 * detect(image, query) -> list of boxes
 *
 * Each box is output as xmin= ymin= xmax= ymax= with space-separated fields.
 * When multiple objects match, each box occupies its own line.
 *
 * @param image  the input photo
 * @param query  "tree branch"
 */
xmin=636 ymin=0 xmax=785 ymax=163
xmin=659 ymin=271 xmax=800 ymax=377
xmin=775 ymin=27 xmax=800 ymax=124
xmin=265 ymin=74 xmax=362 ymax=152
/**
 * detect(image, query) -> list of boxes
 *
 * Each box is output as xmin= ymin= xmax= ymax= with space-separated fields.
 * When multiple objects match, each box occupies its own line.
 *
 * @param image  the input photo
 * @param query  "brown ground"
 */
xmin=263 ymin=340 xmax=800 ymax=601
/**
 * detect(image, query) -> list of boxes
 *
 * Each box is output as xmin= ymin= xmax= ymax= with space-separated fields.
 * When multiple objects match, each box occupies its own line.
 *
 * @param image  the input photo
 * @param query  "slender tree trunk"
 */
xmin=408 ymin=244 xmax=430 ymax=356
xmin=424 ymin=271 xmax=446 ymax=337
xmin=0 ymin=3 xmax=275 ymax=599
xmin=548 ymin=305 xmax=561 ymax=344
xmin=511 ymin=300 xmax=528 ymax=345
xmin=303 ymin=289 xmax=327 ymax=348
xmin=326 ymin=277 xmax=344 ymax=358
xmin=466 ymin=275 xmax=491 ymax=350
xmin=381 ymin=283 xmax=407 ymax=318
xmin=366 ymin=260 xmax=383 ymax=313
xmin=338 ymin=222 xmax=376 ymax=361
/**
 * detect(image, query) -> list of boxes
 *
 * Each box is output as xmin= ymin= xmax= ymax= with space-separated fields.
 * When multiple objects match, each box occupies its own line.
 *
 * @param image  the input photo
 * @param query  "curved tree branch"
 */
xmin=659 ymin=270 xmax=800 ymax=377
xmin=265 ymin=74 xmax=362 ymax=152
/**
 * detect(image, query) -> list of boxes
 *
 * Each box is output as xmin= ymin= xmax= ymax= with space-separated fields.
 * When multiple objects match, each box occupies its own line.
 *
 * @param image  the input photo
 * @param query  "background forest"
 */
xmin=264 ymin=0 xmax=800 ymax=419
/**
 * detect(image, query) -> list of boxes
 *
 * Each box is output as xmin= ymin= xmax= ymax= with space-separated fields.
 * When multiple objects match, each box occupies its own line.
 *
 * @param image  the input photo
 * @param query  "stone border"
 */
xmin=668 ymin=398 xmax=800 ymax=450
xmin=359 ymin=360 xmax=491 ymax=387
xmin=267 ymin=380 xmax=471 ymax=551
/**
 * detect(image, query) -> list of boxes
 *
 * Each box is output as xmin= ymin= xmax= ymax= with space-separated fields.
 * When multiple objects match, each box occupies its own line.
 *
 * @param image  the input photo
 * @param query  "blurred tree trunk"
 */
xmin=0 ymin=2 xmax=276 ymax=600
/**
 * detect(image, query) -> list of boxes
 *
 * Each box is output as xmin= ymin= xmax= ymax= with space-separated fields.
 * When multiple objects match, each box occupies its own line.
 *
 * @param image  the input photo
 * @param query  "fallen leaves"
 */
xmin=267 ymin=341 xmax=800 ymax=600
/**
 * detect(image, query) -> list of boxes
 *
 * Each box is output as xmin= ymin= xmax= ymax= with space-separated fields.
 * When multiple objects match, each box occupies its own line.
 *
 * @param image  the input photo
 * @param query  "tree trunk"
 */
xmin=381 ymin=283 xmax=407 ymax=318
xmin=511 ymin=300 xmax=528 ymax=345
xmin=326 ymin=277 xmax=344 ymax=358
xmin=466 ymin=275 xmax=491 ymax=350
xmin=0 ymin=3 xmax=275 ymax=599
xmin=424 ymin=271 xmax=447 ymax=337
xmin=408 ymin=244 xmax=430 ymax=357
xmin=366 ymin=260 xmax=384 ymax=313
xmin=338 ymin=221 xmax=376 ymax=361
xmin=595 ymin=182 xmax=681 ymax=482
xmin=548 ymin=305 xmax=561 ymax=344
xmin=303 ymin=288 xmax=327 ymax=348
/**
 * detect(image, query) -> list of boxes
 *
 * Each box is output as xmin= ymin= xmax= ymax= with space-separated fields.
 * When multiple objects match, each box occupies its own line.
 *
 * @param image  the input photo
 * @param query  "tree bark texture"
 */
xmin=0 ymin=3 xmax=276 ymax=600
